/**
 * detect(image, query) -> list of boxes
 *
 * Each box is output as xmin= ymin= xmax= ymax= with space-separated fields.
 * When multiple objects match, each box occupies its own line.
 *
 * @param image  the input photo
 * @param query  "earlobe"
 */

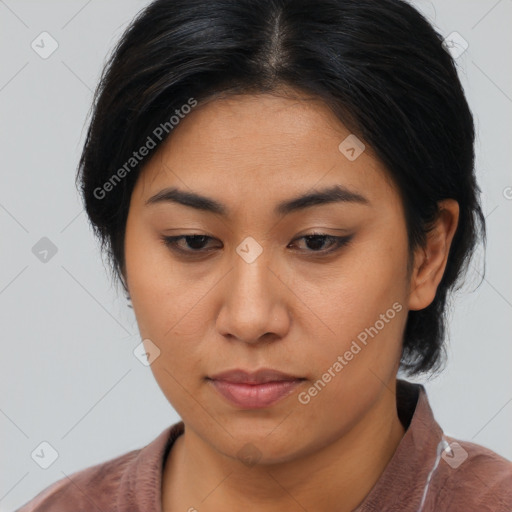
xmin=408 ymin=199 xmax=459 ymax=311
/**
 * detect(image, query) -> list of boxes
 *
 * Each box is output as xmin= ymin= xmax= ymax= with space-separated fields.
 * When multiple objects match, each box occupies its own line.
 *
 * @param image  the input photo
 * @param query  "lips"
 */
xmin=207 ymin=368 xmax=305 ymax=409
xmin=208 ymin=368 xmax=303 ymax=384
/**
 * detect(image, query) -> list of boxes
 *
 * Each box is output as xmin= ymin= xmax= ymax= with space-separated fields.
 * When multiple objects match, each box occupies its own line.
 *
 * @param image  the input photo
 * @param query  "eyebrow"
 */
xmin=145 ymin=185 xmax=369 ymax=217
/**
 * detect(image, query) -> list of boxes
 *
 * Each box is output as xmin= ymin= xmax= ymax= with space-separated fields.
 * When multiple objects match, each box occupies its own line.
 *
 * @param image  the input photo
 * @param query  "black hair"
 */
xmin=77 ymin=0 xmax=486 ymax=376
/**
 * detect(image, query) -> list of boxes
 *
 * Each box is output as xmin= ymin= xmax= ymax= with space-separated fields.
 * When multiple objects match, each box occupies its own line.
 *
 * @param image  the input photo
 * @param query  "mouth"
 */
xmin=206 ymin=368 xmax=306 ymax=409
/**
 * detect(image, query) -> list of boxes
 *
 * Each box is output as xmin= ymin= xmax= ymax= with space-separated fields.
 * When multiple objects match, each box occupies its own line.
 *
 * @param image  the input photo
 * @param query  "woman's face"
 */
xmin=124 ymin=91 xmax=412 ymax=464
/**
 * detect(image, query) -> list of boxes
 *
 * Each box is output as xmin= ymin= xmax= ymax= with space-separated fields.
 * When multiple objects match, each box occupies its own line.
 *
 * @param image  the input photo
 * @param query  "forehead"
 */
xmin=132 ymin=92 xmax=398 ymax=210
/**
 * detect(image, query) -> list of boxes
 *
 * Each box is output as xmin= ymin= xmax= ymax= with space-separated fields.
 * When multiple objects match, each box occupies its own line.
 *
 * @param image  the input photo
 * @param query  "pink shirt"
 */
xmin=15 ymin=380 xmax=512 ymax=511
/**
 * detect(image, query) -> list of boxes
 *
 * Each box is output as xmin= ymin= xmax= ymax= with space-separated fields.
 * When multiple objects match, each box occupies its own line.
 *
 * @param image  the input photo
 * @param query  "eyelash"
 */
xmin=160 ymin=232 xmax=353 ymax=257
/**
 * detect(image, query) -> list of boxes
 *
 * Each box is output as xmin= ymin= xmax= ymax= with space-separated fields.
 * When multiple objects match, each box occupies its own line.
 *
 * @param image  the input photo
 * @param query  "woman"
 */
xmin=17 ymin=0 xmax=512 ymax=511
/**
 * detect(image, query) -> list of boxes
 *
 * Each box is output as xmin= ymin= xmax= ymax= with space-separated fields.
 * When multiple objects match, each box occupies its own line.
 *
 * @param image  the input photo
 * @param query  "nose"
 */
xmin=215 ymin=248 xmax=290 ymax=345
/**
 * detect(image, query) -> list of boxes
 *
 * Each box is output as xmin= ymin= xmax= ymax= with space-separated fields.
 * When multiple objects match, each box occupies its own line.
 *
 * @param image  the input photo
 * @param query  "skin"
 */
xmin=123 ymin=89 xmax=459 ymax=512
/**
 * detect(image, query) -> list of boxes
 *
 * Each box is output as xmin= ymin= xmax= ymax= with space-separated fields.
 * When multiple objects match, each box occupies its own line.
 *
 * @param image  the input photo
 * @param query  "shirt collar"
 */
xmin=354 ymin=379 xmax=445 ymax=511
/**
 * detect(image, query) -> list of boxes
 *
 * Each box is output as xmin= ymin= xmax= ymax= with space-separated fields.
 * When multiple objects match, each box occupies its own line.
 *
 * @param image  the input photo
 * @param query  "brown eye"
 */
xmin=289 ymin=233 xmax=354 ymax=254
xmin=160 ymin=232 xmax=353 ymax=259
xmin=161 ymin=234 xmax=219 ymax=254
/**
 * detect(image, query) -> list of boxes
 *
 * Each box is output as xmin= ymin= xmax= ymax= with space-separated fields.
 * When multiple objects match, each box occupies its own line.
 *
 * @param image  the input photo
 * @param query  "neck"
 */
xmin=162 ymin=384 xmax=405 ymax=512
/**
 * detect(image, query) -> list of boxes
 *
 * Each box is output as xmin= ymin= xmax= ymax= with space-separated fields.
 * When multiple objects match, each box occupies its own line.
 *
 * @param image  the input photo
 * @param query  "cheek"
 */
xmin=129 ymin=260 xmax=211 ymax=346
xmin=124 ymin=216 xmax=176 ymax=337
xmin=125 ymin=219 xmax=218 ymax=371
xmin=291 ymin=229 xmax=409 ymax=388
xmin=294 ymin=263 xmax=407 ymax=426
xmin=296 ymin=233 xmax=408 ymax=337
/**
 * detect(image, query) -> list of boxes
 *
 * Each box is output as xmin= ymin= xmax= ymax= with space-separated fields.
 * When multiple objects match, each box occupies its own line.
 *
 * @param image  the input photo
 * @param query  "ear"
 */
xmin=408 ymin=199 xmax=459 ymax=311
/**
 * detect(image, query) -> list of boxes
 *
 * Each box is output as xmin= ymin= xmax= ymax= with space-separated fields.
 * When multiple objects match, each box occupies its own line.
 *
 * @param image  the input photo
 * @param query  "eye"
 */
xmin=160 ymin=232 xmax=353 ymax=258
xmin=161 ymin=234 xmax=219 ymax=255
xmin=288 ymin=233 xmax=354 ymax=254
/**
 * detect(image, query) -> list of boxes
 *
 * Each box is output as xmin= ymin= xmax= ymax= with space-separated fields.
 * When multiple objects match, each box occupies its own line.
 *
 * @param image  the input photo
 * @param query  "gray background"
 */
xmin=1 ymin=0 xmax=511 ymax=510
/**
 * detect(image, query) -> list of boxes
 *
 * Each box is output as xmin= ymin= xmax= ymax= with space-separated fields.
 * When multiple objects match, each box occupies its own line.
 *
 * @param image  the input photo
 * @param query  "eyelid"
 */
xmin=160 ymin=234 xmax=220 ymax=255
xmin=289 ymin=232 xmax=354 ymax=255
xmin=160 ymin=232 xmax=354 ymax=257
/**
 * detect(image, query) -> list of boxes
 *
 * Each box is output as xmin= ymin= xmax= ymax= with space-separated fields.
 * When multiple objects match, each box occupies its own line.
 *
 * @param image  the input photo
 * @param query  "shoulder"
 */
xmin=14 ymin=448 xmax=141 ymax=512
xmin=14 ymin=424 xmax=180 ymax=512
xmin=436 ymin=438 xmax=512 ymax=511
